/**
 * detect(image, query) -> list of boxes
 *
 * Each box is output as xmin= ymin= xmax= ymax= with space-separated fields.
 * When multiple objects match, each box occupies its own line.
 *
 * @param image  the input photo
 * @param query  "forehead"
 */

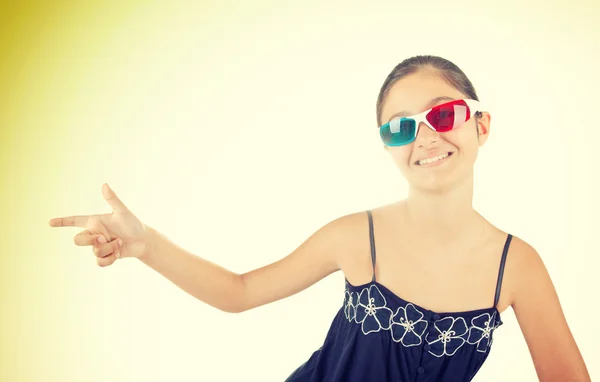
xmin=380 ymin=70 xmax=467 ymax=123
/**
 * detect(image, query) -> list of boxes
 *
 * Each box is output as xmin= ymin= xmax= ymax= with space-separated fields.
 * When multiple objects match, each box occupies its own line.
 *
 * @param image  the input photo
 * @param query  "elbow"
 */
xmin=218 ymin=274 xmax=249 ymax=314
xmin=219 ymin=306 xmax=242 ymax=314
xmin=220 ymin=302 xmax=247 ymax=314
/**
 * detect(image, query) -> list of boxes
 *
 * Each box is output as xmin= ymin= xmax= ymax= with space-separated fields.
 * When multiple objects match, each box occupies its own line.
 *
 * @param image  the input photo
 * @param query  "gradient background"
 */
xmin=2 ymin=0 xmax=598 ymax=381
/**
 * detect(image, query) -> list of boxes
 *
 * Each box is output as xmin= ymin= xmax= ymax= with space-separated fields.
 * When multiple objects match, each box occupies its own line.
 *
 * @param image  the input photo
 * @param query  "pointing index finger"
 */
xmin=49 ymin=215 xmax=90 ymax=228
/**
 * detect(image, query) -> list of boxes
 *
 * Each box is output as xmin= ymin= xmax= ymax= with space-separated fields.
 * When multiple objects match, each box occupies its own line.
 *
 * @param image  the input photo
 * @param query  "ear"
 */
xmin=476 ymin=112 xmax=491 ymax=146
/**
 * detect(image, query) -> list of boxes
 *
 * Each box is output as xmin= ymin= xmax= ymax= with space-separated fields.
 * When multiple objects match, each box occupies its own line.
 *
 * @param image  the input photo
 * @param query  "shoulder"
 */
xmin=500 ymin=234 xmax=546 ymax=306
xmin=504 ymin=234 xmax=541 ymax=272
xmin=322 ymin=206 xmax=392 ymax=269
xmin=506 ymin=236 xmax=545 ymax=289
xmin=328 ymin=203 xmax=400 ymax=239
xmin=491 ymin=231 xmax=557 ymax=317
xmin=327 ymin=209 xmax=371 ymax=232
xmin=324 ymin=202 xmax=397 ymax=236
xmin=307 ymin=209 xmax=370 ymax=259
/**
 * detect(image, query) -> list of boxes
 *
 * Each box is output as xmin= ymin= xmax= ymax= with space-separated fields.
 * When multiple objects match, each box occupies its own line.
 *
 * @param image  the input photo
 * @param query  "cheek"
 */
xmin=445 ymin=127 xmax=478 ymax=152
xmin=388 ymin=146 xmax=415 ymax=172
xmin=445 ymin=133 xmax=480 ymax=166
xmin=389 ymin=146 xmax=412 ymax=163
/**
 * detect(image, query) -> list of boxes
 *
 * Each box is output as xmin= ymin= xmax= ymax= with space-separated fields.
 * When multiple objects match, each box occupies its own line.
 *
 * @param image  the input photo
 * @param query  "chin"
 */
xmin=399 ymin=157 xmax=475 ymax=191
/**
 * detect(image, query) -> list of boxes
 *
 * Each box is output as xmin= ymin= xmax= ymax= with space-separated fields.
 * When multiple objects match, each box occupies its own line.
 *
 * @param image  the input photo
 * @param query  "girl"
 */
xmin=49 ymin=55 xmax=590 ymax=381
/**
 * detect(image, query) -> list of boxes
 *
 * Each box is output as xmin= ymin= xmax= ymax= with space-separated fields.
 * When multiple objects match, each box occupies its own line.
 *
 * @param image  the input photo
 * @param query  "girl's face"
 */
xmin=379 ymin=70 xmax=491 ymax=192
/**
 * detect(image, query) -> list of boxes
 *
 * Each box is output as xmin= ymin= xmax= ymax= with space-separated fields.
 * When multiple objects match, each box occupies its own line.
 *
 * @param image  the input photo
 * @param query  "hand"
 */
xmin=49 ymin=183 xmax=152 ymax=267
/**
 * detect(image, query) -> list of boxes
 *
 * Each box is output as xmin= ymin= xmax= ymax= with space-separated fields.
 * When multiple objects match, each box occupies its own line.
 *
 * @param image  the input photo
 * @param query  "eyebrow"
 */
xmin=386 ymin=96 xmax=456 ymax=123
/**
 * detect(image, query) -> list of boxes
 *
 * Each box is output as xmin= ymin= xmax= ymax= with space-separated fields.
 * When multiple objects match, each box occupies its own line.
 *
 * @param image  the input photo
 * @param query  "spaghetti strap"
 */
xmin=367 ymin=210 xmax=377 ymax=282
xmin=493 ymin=233 xmax=513 ymax=307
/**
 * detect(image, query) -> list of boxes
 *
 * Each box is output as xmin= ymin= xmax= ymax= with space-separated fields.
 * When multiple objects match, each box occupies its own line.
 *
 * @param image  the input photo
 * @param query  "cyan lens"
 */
xmin=380 ymin=118 xmax=416 ymax=146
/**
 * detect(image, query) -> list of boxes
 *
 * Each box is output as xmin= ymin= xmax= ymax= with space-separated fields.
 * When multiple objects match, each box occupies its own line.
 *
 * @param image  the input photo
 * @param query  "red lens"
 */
xmin=426 ymin=100 xmax=472 ymax=132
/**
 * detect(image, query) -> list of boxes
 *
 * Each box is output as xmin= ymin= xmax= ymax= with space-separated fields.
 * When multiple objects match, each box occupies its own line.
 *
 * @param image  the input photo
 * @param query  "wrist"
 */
xmin=138 ymin=224 xmax=160 ymax=263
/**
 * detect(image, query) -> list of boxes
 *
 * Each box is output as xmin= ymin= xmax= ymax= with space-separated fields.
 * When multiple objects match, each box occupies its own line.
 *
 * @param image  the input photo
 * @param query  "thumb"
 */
xmin=102 ymin=183 xmax=129 ymax=214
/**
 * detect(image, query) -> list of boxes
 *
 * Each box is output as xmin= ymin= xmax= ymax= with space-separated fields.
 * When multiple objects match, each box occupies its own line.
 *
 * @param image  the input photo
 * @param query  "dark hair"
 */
xmin=376 ymin=55 xmax=480 ymax=126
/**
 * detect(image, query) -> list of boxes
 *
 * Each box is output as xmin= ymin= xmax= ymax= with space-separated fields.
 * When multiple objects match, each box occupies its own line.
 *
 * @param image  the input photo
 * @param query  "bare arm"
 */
xmin=51 ymin=184 xmax=358 ymax=315
xmin=511 ymin=240 xmax=590 ymax=381
xmin=140 ymin=214 xmax=356 ymax=313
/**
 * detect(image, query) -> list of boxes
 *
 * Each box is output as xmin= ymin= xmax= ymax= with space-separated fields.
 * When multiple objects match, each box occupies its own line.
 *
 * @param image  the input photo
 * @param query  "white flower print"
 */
xmin=426 ymin=316 xmax=468 ymax=357
xmin=466 ymin=313 xmax=498 ymax=352
xmin=390 ymin=303 xmax=428 ymax=346
xmin=343 ymin=289 xmax=357 ymax=322
xmin=343 ymin=284 xmax=503 ymax=357
xmin=354 ymin=285 xmax=393 ymax=335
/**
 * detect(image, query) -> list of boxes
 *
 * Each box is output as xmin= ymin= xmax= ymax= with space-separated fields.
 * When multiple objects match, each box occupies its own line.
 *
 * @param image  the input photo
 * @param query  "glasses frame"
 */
xmin=379 ymin=99 xmax=483 ymax=147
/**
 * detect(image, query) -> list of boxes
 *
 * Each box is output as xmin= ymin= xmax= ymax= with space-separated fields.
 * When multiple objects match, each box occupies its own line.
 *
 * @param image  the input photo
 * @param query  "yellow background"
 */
xmin=1 ymin=0 xmax=598 ymax=380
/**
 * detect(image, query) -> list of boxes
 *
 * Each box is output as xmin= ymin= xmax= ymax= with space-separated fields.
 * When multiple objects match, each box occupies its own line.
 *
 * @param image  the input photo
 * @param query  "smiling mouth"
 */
xmin=415 ymin=152 xmax=453 ymax=166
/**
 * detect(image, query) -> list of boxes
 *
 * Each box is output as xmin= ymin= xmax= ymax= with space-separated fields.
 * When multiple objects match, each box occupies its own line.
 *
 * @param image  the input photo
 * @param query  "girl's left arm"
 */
xmin=511 ymin=239 xmax=591 ymax=382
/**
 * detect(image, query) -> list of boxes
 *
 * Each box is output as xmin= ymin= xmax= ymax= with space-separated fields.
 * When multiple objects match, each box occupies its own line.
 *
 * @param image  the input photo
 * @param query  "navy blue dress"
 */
xmin=286 ymin=210 xmax=513 ymax=382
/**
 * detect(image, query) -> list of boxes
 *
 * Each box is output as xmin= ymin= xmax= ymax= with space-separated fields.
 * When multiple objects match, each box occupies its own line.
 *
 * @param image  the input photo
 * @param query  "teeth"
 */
xmin=418 ymin=152 xmax=450 ymax=165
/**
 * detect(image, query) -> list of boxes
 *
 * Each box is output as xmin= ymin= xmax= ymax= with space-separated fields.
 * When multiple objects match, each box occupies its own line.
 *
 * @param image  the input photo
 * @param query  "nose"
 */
xmin=414 ymin=122 xmax=440 ymax=148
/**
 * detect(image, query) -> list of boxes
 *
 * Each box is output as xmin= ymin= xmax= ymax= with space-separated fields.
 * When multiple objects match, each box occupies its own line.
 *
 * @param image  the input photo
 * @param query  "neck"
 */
xmin=402 ymin=174 xmax=485 ymax=241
